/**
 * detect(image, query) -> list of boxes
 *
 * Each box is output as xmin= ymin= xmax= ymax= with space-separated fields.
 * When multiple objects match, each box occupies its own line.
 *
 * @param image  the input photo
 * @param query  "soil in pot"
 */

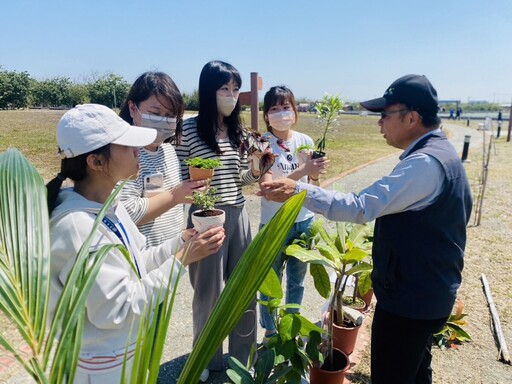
xmin=342 ymin=296 xmax=367 ymax=313
xmin=309 ymin=347 xmax=350 ymax=384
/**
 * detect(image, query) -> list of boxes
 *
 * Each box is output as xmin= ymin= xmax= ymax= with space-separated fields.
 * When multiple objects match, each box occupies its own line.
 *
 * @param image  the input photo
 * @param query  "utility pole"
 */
xmin=508 ymin=97 xmax=512 ymax=142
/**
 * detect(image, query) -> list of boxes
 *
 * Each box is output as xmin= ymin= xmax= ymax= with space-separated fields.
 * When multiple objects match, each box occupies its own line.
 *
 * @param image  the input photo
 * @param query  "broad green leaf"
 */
xmin=286 ymin=244 xmax=336 ymax=269
xmin=358 ymin=270 xmax=372 ymax=296
xmin=310 ymin=263 xmax=331 ymax=299
xmin=295 ymin=314 xmax=324 ymax=336
xmin=258 ymin=267 xmax=283 ymax=299
xmin=279 ymin=314 xmax=301 ymax=342
xmin=345 ymin=261 xmax=373 ymax=275
xmin=446 ymin=323 xmax=472 ymax=341
xmin=341 ymin=248 xmax=368 ymax=264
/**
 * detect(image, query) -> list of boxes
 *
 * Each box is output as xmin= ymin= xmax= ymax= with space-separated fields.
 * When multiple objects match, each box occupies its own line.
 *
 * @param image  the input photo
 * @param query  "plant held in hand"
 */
xmin=240 ymin=131 xmax=276 ymax=175
xmin=192 ymin=186 xmax=221 ymax=213
xmin=313 ymin=94 xmax=343 ymax=157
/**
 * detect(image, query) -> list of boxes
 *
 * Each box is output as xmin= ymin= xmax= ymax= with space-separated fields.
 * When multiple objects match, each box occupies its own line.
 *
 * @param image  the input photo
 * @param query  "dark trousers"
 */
xmin=371 ymin=304 xmax=447 ymax=384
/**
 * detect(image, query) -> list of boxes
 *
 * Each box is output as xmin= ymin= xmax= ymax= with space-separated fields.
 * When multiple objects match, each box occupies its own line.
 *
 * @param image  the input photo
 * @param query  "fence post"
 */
xmin=461 ymin=135 xmax=471 ymax=162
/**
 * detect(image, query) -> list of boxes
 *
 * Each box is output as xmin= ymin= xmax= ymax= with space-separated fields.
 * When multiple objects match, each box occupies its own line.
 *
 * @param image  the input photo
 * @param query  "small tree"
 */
xmin=314 ymin=94 xmax=343 ymax=155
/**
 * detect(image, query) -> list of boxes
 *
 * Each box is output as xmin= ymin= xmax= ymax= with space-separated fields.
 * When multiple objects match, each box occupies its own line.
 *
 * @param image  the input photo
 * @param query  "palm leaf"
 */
xmin=177 ymin=191 xmax=306 ymax=384
xmin=0 ymin=149 xmax=144 ymax=383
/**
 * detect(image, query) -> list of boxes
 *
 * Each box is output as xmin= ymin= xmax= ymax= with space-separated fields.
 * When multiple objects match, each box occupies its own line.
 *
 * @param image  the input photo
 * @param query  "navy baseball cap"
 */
xmin=360 ymin=74 xmax=439 ymax=114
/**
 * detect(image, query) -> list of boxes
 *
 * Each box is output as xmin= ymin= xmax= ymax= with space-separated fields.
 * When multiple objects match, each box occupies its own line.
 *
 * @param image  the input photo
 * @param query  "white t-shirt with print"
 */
xmin=260 ymin=131 xmax=315 ymax=224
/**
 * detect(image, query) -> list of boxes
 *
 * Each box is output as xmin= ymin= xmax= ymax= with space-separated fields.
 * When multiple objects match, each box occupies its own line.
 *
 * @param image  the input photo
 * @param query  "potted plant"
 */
xmin=183 ymin=156 xmax=222 ymax=180
xmin=239 ymin=131 xmax=276 ymax=175
xmin=190 ymin=184 xmax=225 ymax=233
xmin=226 ymin=285 xmax=325 ymax=383
xmin=312 ymin=94 xmax=343 ymax=159
xmin=285 ymin=220 xmax=372 ymax=358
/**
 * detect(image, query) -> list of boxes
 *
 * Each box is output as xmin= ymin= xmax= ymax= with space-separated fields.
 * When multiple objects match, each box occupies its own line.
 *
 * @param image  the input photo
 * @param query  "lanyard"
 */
xmin=101 ymin=216 xmax=142 ymax=278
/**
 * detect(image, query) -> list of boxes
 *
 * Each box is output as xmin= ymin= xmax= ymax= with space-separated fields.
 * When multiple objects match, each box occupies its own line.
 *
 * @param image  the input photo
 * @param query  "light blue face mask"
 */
xmin=136 ymin=107 xmax=177 ymax=145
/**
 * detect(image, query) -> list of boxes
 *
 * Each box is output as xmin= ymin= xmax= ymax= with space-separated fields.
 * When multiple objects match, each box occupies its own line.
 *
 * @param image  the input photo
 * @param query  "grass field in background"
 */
xmin=0 ymin=109 xmax=396 ymax=182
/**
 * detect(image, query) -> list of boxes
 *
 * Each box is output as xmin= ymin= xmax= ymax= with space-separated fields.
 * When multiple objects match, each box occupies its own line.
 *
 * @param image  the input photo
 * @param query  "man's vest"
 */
xmin=372 ymin=132 xmax=472 ymax=319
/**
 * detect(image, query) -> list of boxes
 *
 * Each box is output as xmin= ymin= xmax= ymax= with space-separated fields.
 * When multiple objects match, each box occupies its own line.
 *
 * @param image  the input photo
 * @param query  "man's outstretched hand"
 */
xmin=258 ymin=178 xmax=297 ymax=203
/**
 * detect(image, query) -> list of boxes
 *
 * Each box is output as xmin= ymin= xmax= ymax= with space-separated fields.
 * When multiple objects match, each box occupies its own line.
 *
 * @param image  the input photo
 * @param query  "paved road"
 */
xmin=4 ymin=122 xmax=485 ymax=384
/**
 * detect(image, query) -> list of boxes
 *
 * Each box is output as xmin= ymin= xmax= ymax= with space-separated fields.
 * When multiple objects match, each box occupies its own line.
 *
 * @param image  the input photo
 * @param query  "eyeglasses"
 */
xmin=134 ymin=104 xmax=176 ymax=123
xmin=380 ymin=109 xmax=410 ymax=119
xmin=142 ymin=114 xmax=177 ymax=124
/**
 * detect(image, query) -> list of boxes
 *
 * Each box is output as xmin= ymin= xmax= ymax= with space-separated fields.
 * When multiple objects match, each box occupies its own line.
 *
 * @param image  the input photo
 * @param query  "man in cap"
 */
xmin=260 ymin=74 xmax=473 ymax=383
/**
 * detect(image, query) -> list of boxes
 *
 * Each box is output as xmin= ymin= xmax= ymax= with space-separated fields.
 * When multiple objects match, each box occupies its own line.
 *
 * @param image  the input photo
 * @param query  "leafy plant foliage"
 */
xmin=183 ymin=156 xmax=223 ymax=169
xmin=433 ymin=299 xmax=472 ymax=350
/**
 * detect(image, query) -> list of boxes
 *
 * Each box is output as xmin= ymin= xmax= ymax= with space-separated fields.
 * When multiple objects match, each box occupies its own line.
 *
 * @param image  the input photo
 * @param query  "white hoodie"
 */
xmin=49 ymin=188 xmax=184 ymax=375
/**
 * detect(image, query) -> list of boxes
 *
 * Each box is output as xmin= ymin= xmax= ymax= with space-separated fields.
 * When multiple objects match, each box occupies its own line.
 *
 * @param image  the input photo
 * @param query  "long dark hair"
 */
xmin=263 ymin=85 xmax=299 ymax=133
xmin=197 ymin=60 xmax=244 ymax=154
xmin=46 ymin=145 xmax=111 ymax=215
xmin=119 ymin=71 xmax=185 ymax=144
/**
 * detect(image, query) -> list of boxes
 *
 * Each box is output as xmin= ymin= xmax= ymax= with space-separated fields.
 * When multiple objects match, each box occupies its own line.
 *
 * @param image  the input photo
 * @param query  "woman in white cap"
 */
xmin=46 ymin=104 xmax=225 ymax=383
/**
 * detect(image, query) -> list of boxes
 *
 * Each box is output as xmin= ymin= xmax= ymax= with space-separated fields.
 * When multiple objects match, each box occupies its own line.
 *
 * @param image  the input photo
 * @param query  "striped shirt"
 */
xmin=119 ymin=143 xmax=184 ymax=247
xmin=175 ymin=117 xmax=258 ymax=207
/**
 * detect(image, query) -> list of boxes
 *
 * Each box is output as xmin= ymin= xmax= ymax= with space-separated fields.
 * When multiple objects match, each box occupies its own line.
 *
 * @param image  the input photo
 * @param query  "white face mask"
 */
xmin=137 ymin=110 xmax=177 ymax=146
xmin=216 ymin=95 xmax=238 ymax=117
xmin=268 ymin=110 xmax=295 ymax=131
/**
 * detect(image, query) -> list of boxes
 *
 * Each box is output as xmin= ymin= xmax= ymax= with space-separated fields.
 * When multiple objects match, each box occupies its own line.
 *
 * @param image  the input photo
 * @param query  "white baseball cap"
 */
xmin=57 ymin=104 xmax=157 ymax=158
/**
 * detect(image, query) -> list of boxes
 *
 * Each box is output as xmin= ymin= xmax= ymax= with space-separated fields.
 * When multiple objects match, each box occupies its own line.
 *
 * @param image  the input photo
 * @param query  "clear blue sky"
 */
xmin=2 ymin=0 xmax=511 ymax=103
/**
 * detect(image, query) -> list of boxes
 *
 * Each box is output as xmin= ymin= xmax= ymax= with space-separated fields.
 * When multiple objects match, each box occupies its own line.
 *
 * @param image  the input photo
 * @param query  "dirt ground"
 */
xmin=349 ymin=137 xmax=512 ymax=384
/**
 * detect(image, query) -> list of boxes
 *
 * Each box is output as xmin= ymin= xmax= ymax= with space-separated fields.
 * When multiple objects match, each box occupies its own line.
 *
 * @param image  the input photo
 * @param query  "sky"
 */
xmin=1 ymin=0 xmax=511 ymax=104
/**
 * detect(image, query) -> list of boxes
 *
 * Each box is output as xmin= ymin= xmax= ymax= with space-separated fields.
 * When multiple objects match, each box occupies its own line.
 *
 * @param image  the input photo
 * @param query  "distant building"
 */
xmin=297 ymin=103 xmax=310 ymax=112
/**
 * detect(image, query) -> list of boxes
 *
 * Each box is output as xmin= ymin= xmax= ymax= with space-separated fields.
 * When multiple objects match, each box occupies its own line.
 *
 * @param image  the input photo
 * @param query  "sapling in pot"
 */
xmin=183 ymin=157 xmax=222 ymax=180
xmin=285 ymin=220 xmax=372 ymax=368
xmin=312 ymin=94 xmax=343 ymax=159
xmin=190 ymin=185 xmax=225 ymax=233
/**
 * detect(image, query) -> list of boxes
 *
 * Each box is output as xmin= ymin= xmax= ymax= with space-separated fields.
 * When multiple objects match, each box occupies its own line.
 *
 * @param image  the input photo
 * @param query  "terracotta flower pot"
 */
xmin=329 ymin=310 xmax=362 ymax=356
xmin=309 ymin=347 xmax=350 ymax=384
xmin=191 ymin=209 xmax=225 ymax=234
xmin=188 ymin=166 xmax=214 ymax=181
xmin=357 ymin=287 xmax=374 ymax=310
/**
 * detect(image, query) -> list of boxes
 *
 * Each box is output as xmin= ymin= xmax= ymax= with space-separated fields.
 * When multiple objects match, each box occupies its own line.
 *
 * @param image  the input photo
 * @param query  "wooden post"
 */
xmin=507 ymin=101 xmax=512 ymax=142
xmin=250 ymin=72 xmax=262 ymax=132
xmin=481 ymin=274 xmax=511 ymax=364
xmin=238 ymin=73 xmax=263 ymax=131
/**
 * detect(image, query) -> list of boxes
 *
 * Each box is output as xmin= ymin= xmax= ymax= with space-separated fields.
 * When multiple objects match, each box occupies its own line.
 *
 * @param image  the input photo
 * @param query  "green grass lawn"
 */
xmin=0 ymin=109 xmax=396 ymax=182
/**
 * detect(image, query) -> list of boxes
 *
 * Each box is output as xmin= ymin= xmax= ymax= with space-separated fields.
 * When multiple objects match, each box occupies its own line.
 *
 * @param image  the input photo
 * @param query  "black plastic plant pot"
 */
xmin=312 ymin=150 xmax=326 ymax=159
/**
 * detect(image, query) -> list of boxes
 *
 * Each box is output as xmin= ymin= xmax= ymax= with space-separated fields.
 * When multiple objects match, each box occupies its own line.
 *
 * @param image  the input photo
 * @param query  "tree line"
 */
xmin=0 ymin=67 xmax=199 ymax=110
xmin=0 ymin=67 xmax=503 ymax=112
